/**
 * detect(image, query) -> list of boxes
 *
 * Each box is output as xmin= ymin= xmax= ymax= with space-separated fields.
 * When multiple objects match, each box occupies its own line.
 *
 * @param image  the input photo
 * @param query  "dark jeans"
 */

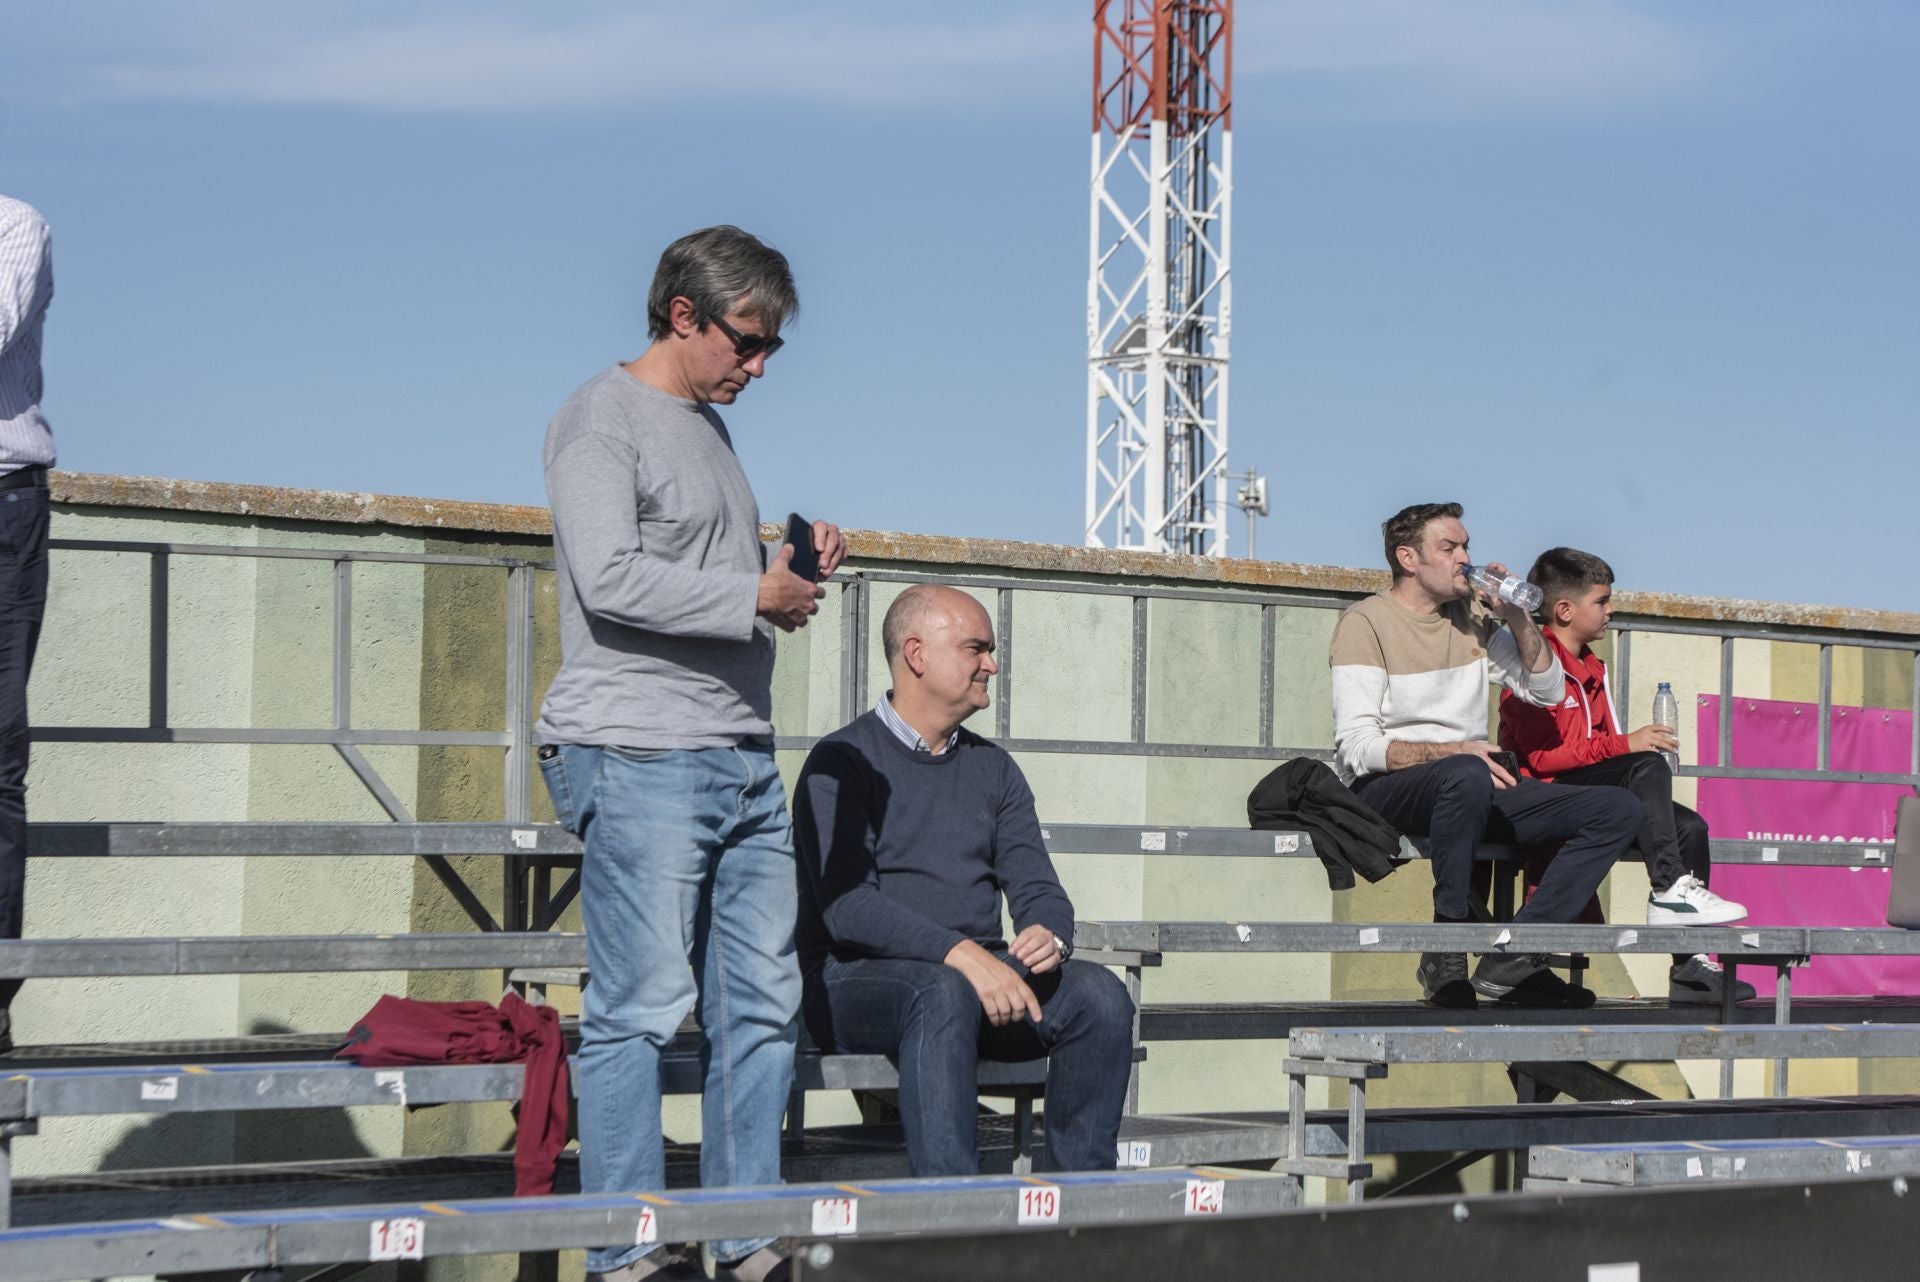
xmin=1553 ymin=752 xmax=1710 ymax=892
xmin=0 ymin=481 xmax=48 ymax=1013
xmin=806 ymin=954 xmax=1135 ymax=1176
xmin=1353 ymin=754 xmax=1641 ymax=924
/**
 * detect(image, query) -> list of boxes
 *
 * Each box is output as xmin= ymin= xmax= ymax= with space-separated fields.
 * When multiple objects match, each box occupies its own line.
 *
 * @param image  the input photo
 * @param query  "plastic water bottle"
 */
xmin=1652 ymin=682 xmax=1681 ymax=774
xmin=1462 ymin=564 xmax=1543 ymax=612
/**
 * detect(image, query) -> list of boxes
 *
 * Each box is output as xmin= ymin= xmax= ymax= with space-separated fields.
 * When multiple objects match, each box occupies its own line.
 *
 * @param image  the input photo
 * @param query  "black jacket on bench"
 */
xmin=1247 ymin=757 xmax=1402 ymax=890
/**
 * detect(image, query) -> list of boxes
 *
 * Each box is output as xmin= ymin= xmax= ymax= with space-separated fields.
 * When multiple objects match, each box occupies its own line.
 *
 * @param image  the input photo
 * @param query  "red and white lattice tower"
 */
xmin=1085 ymin=0 xmax=1233 ymax=555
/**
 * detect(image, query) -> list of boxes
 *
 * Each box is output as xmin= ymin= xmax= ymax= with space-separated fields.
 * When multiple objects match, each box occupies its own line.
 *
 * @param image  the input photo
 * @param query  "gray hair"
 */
xmin=646 ymin=225 xmax=799 ymax=340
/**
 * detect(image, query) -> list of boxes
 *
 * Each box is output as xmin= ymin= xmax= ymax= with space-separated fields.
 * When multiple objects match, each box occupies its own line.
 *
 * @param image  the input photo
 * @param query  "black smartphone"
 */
xmin=1490 ymin=750 xmax=1521 ymax=779
xmin=783 ymin=512 xmax=821 ymax=582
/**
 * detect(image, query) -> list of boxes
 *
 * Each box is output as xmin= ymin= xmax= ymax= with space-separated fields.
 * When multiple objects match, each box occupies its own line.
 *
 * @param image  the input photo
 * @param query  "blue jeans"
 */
xmin=805 ymin=955 xmax=1134 ymax=1176
xmin=1352 ymin=754 xmax=1640 ymax=923
xmin=541 ymin=742 xmax=800 ymax=1271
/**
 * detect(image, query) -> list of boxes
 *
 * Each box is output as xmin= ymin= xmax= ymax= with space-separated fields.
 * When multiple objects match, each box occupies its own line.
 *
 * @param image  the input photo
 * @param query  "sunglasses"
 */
xmin=711 ymin=316 xmax=785 ymax=362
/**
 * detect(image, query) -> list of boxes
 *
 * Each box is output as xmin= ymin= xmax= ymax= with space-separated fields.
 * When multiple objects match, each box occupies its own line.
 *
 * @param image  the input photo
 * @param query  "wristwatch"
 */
xmin=1052 ymin=933 xmax=1071 ymax=961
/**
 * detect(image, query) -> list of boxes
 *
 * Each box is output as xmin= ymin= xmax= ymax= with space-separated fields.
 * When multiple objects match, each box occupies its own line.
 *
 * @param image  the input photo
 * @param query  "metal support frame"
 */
xmin=1285 ymin=1021 xmax=1920 ymax=1202
xmin=1087 ymin=0 xmax=1233 ymax=555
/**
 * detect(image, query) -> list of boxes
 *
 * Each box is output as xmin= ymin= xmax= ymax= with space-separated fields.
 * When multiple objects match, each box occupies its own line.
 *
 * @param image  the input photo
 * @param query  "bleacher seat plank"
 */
xmin=1527 ymin=1133 xmax=1920 ymax=1188
xmin=1078 ymin=921 xmax=1811 ymax=957
xmin=29 ymin=822 xmax=1892 ymax=868
xmin=1135 ymin=996 xmax=1920 ymax=1040
xmin=0 ymin=1167 xmax=1298 ymax=1282
xmin=1290 ymin=1023 xmax=1920 ymax=1067
xmin=0 ymin=1055 xmax=1054 ymax=1124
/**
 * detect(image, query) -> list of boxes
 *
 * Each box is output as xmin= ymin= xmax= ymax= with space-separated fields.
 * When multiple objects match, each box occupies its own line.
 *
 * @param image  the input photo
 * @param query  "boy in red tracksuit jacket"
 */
xmin=1498 ymin=547 xmax=1754 ymax=1005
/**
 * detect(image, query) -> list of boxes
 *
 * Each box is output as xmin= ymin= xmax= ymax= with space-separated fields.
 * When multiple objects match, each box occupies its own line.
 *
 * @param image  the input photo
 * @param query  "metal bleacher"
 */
xmin=9 ymin=530 xmax=1920 ymax=1273
xmin=0 ymin=1166 xmax=1299 ymax=1282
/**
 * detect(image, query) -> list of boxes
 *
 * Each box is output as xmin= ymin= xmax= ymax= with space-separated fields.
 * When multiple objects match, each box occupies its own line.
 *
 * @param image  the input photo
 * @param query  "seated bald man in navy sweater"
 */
xmin=793 ymin=584 xmax=1135 ymax=1176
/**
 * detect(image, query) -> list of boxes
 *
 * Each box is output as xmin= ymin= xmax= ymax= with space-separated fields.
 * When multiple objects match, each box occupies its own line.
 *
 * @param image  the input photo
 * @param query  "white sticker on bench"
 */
xmin=1686 ymin=1157 xmax=1703 ymax=1178
xmin=1274 ymin=834 xmax=1301 ymax=854
xmin=1616 ymin=930 xmax=1638 ymax=947
xmin=635 ymin=1206 xmax=658 ymax=1246
xmin=512 ymin=828 xmax=539 ymax=849
xmin=1735 ymin=1158 xmax=1746 ymax=1171
xmin=812 ymin=1197 xmax=859 ymax=1236
xmin=1041 ymin=828 xmax=1051 ymax=840
xmin=1184 ymin=1179 xmax=1225 ymax=1215
xmin=1118 ymin=1140 xmax=1152 ymax=1167
xmin=1741 ymin=932 xmax=1761 ymax=948
xmin=1866 ymin=849 xmax=1887 ymax=863
xmin=1140 ymin=831 xmax=1167 ymax=852
xmin=1761 ymin=846 xmax=1780 ymax=862
xmin=1493 ymin=929 xmax=1512 ymax=948
xmin=1017 ymin=1185 xmax=1062 ymax=1226
xmin=1358 ymin=928 xmax=1381 ymax=946
xmin=376 ymin=1071 xmax=407 ymax=1106
xmin=1847 ymin=1150 xmax=1863 ymax=1173
xmin=370 ymin=1217 xmax=425 ymax=1261
xmin=142 ymin=1077 xmax=179 ymax=1102
xmin=1588 ymin=1266 xmax=1640 ymax=1282
xmin=1235 ymin=925 xmax=1253 ymax=943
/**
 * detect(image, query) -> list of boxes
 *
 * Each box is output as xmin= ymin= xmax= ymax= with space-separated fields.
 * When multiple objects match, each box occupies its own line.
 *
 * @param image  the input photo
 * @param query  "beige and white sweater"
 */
xmin=1328 ymin=591 xmax=1563 ymax=784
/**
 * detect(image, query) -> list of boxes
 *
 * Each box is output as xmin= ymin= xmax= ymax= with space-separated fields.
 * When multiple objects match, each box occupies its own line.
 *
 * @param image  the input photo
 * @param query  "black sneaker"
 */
xmin=1669 ymin=955 xmax=1758 ymax=1005
xmin=1417 ymin=952 xmax=1478 ymax=1009
xmin=590 ymin=1249 xmax=707 ymax=1282
xmin=1471 ymin=954 xmax=1595 ymax=1008
xmin=715 ymin=1246 xmax=791 ymax=1282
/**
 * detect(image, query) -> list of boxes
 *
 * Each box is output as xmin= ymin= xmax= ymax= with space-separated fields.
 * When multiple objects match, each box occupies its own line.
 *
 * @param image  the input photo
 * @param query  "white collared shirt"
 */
xmin=0 ymin=196 xmax=55 ymax=472
xmin=875 ymin=690 xmax=959 ymax=754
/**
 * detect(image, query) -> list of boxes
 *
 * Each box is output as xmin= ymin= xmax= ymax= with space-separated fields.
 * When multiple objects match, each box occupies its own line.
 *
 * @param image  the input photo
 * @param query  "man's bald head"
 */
xmin=883 ymin=584 xmax=987 ymax=670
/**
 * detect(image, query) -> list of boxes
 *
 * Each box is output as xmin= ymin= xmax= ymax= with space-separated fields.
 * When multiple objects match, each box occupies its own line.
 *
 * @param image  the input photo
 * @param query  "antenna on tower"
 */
xmin=1085 ymin=0 xmax=1234 ymax=556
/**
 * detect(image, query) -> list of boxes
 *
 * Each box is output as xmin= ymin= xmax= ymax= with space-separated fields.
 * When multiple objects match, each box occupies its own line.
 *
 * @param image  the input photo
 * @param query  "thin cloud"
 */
xmin=1243 ymin=0 xmax=1710 ymax=118
xmin=24 ymin=1 xmax=1710 ymax=121
xmin=83 ymin=8 xmax=1084 ymax=114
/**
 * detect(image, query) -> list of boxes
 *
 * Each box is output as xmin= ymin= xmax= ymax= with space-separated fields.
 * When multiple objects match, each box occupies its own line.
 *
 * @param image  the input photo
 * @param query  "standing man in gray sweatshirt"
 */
xmin=537 ymin=225 xmax=845 ymax=1282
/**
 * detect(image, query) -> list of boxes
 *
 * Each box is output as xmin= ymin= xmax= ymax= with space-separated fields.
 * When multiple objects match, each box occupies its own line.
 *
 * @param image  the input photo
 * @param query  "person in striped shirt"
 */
xmin=1329 ymin=502 xmax=1640 ymax=1009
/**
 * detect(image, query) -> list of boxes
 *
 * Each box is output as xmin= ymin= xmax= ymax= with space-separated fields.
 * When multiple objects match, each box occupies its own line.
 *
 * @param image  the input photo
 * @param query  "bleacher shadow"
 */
xmin=98 ymin=1019 xmax=377 ymax=1172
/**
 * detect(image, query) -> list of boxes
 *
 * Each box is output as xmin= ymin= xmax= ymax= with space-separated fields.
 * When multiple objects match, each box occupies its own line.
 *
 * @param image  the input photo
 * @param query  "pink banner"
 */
xmin=1696 ymin=695 xmax=1918 ymax=996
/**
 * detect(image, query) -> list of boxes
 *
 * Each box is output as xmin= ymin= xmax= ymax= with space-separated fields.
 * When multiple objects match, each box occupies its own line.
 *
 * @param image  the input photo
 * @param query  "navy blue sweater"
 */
xmin=793 ymin=711 xmax=1076 ymax=969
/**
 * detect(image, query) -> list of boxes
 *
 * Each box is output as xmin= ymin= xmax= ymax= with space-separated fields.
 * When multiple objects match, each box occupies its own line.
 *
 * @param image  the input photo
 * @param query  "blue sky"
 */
xmin=2 ymin=2 xmax=1914 ymax=612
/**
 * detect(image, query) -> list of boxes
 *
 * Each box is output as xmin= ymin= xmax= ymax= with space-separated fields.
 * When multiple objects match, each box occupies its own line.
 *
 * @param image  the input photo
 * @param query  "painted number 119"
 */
xmin=1017 ymin=1186 xmax=1061 ymax=1226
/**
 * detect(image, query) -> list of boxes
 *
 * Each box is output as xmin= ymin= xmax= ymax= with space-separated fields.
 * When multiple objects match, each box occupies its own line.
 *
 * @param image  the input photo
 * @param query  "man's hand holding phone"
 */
xmin=757 ymin=512 xmax=847 ymax=632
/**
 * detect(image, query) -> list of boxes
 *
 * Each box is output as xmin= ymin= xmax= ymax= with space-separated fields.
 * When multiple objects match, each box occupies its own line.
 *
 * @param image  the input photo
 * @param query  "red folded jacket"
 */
xmin=338 ymin=991 xmax=569 ymax=1196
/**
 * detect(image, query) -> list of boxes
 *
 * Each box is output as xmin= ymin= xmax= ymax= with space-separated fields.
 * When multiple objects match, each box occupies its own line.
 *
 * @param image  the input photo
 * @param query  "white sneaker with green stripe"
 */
xmin=1646 ymin=874 xmax=1747 ymax=926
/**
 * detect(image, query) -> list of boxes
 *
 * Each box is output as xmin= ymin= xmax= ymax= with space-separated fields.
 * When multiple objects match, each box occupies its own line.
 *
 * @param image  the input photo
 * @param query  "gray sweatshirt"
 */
xmin=536 ymin=366 xmax=774 ymax=748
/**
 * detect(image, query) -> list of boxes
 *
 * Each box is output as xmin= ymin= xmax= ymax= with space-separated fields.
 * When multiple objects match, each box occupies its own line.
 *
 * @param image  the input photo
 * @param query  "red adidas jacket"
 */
xmin=1497 ymin=630 xmax=1631 ymax=781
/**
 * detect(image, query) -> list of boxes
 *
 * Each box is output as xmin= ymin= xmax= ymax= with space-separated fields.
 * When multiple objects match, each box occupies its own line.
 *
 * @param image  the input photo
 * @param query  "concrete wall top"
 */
xmin=50 ymin=470 xmax=1920 ymax=639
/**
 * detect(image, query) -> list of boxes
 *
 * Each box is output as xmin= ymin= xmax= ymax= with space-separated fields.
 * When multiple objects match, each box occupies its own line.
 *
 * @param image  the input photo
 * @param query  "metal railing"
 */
xmin=30 ymin=538 xmax=1920 ymax=931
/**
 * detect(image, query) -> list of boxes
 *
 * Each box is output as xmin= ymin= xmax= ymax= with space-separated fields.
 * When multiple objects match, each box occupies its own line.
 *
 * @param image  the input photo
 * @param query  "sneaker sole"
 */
xmin=1470 ymin=980 xmax=1595 ymax=1009
xmin=1646 ymin=905 xmax=1748 ymax=927
xmin=1669 ymin=987 xmax=1759 ymax=1005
